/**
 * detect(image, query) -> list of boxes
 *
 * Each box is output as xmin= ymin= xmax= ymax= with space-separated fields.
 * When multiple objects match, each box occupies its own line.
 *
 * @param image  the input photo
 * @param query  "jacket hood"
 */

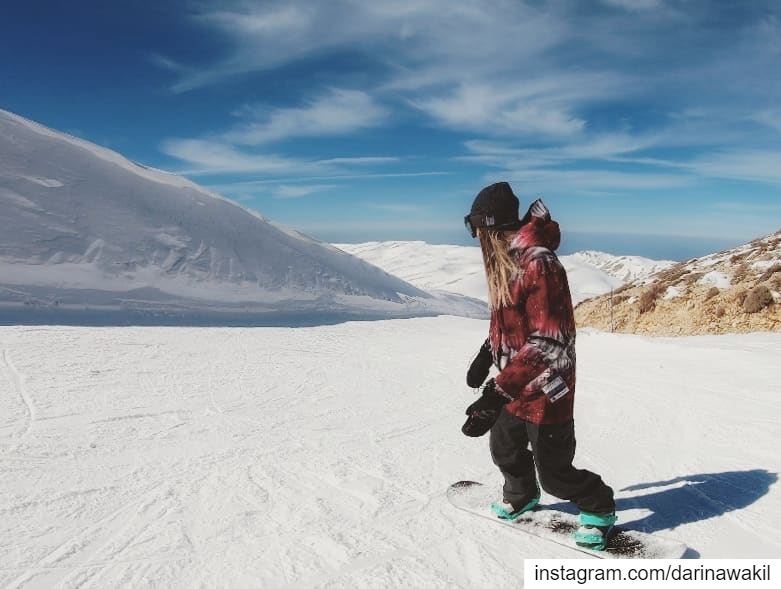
xmin=510 ymin=199 xmax=561 ymax=252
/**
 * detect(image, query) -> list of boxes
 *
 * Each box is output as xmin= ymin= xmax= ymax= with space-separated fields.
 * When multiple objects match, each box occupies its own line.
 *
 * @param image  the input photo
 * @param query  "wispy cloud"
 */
xmin=162 ymin=88 xmax=396 ymax=176
xmin=688 ymin=150 xmax=781 ymax=185
xmin=167 ymin=1 xmax=565 ymax=94
xmin=205 ymin=171 xmax=449 ymax=190
xmin=147 ymin=53 xmax=186 ymax=72
xmin=412 ymin=82 xmax=588 ymax=138
xmin=272 ymin=184 xmax=338 ymax=199
xmin=462 ymin=134 xmax=696 ymax=193
xmin=225 ymin=89 xmax=388 ymax=145
xmin=153 ymin=0 xmax=781 ymax=223
xmin=316 ymin=157 xmax=400 ymax=166
xmin=161 ymin=138 xmax=325 ymax=175
xmin=157 ymin=2 xmax=781 ymax=152
xmin=502 ymin=168 xmax=693 ymax=193
xmin=162 ymin=138 xmax=420 ymax=177
xmin=463 ymin=132 xmax=662 ymax=165
xmin=750 ymin=110 xmax=781 ymax=133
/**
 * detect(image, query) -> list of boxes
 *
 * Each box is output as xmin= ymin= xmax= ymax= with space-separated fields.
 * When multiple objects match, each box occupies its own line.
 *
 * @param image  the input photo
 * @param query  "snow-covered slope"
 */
xmin=335 ymin=241 xmax=640 ymax=305
xmin=1 ymin=320 xmax=779 ymax=587
xmin=0 ymin=110 xmax=485 ymax=323
xmin=569 ymin=250 xmax=675 ymax=285
xmin=334 ymin=241 xmax=490 ymax=302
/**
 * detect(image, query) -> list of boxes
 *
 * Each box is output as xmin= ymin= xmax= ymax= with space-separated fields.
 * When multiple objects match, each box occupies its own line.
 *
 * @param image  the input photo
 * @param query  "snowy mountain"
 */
xmin=569 ymin=250 xmax=674 ymax=284
xmin=335 ymin=241 xmax=647 ymax=305
xmin=576 ymin=230 xmax=781 ymax=335
xmin=0 ymin=110 xmax=485 ymax=324
xmin=334 ymin=241 xmax=490 ymax=302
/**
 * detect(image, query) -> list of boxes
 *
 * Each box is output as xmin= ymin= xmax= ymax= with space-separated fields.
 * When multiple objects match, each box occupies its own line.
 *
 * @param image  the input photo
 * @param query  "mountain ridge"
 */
xmin=575 ymin=230 xmax=781 ymax=335
xmin=0 ymin=109 xmax=485 ymax=324
xmin=335 ymin=241 xmax=667 ymax=305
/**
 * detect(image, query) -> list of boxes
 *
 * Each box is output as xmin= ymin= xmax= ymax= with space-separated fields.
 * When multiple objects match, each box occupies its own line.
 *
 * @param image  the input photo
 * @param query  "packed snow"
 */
xmin=1 ymin=320 xmax=779 ymax=587
xmin=0 ymin=110 xmax=484 ymax=323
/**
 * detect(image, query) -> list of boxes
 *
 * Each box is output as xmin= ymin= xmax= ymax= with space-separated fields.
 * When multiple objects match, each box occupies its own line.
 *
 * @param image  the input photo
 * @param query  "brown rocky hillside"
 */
xmin=575 ymin=229 xmax=781 ymax=335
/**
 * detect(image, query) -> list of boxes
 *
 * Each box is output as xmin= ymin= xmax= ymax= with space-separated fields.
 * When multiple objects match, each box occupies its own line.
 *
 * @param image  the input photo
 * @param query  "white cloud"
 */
xmin=273 ymin=184 xmax=338 ymax=199
xmin=161 ymin=139 xmax=322 ymax=175
xmin=414 ymin=84 xmax=586 ymax=137
xmin=164 ymin=0 xmax=595 ymax=142
xmin=170 ymin=1 xmax=565 ymax=93
xmin=156 ymin=0 xmax=781 ymax=208
xmin=204 ymin=171 xmax=449 ymax=194
xmin=162 ymin=139 xmax=410 ymax=177
xmin=208 ymin=5 xmax=310 ymax=35
xmin=688 ymin=150 xmax=781 ymax=185
xmin=462 ymin=133 xmax=695 ymax=194
xmin=463 ymin=131 xmax=662 ymax=165
xmin=148 ymin=53 xmax=185 ymax=72
xmin=750 ymin=110 xmax=781 ymax=133
xmin=162 ymin=87 xmax=398 ymax=177
xmin=405 ymin=65 xmax=626 ymax=137
xmin=224 ymin=89 xmax=388 ymax=145
xmin=316 ymin=156 xmax=399 ymax=166
xmin=502 ymin=168 xmax=693 ymax=193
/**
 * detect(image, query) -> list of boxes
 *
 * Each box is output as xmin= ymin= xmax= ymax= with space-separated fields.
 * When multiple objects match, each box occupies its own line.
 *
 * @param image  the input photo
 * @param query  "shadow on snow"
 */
xmin=548 ymin=469 xmax=776 ymax=558
xmin=615 ymin=470 xmax=777 ymax=534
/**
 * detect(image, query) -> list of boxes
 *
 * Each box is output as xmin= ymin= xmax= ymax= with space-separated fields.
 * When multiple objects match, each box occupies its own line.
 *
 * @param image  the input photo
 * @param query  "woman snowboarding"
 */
xmin=462 ymin=181 xmax=616 ymax=551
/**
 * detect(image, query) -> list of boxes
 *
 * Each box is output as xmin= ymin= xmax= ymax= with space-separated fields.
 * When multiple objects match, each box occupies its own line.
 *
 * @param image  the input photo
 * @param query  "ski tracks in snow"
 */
xmin=2 ymin=323 xmax=780 ymax=586
xmin=3 ymin=480 xmax=187 ymax=589
xmin=0 ymin=348 xmax=35 ymax=447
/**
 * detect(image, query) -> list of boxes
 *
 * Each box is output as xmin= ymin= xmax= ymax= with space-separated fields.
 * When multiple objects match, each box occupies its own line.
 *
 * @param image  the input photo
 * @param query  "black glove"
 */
xmin=466 ymin=338 xmax=493 ymax=388
xmin=462 ymin=379 xmax=509 ymax=437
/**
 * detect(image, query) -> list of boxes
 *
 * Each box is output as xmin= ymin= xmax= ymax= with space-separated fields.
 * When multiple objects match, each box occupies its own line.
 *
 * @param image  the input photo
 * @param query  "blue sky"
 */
xmin=2 ymin=0 xmax=780 ymax=259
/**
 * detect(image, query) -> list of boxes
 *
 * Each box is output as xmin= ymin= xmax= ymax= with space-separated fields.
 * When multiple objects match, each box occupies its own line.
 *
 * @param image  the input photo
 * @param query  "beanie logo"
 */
xmin=486 ymin=216 xmax=495 ymax=226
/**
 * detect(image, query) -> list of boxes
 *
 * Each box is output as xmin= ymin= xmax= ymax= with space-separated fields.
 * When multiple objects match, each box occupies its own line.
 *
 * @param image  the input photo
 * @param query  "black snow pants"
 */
xmin=489 ymin=410 xmax=615 ymax=514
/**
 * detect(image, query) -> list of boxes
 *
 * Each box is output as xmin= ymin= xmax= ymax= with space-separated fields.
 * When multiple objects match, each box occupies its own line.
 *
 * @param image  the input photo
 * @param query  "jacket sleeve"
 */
xmin=494 ymin=256 xmax=571 ymax=399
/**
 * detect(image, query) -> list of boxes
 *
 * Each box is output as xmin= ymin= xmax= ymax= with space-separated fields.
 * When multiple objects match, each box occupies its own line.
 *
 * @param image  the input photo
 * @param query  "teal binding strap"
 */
xmin=579 ymin=512 xmax=617 ymax=527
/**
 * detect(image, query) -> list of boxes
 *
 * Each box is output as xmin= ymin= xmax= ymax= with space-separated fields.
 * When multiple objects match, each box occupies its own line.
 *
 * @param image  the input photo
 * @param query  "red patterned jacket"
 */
xmin=490 ymin=200 xmax=576 ymax=425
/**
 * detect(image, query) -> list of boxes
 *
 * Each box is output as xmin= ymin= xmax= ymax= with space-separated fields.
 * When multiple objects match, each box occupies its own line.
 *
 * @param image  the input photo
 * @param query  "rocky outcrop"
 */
xmin=575 ymin=230 xmax=781 ymax=335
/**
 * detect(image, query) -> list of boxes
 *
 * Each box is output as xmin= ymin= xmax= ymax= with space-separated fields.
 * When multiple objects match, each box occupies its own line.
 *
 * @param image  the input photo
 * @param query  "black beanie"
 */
xmin=467 ymin=182 xmax=521 ymax=234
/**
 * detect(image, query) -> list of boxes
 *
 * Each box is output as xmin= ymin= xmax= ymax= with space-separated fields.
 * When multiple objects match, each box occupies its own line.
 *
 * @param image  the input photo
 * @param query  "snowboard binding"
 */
xmin=490 ymin=493 xmax=540 ymax=520
xmin=574 ymin=511 xmax=617 ymax=551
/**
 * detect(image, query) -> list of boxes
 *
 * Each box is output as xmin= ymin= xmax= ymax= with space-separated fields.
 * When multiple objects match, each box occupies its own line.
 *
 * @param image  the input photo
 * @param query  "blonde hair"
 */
xmin=477 ymin=228 xmax=517 ymax=309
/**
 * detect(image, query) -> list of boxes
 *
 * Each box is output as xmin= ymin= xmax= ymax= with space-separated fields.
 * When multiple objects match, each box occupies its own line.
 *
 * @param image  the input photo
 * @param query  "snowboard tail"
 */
xmin=447 ymin=481 xmax=688 ymax=559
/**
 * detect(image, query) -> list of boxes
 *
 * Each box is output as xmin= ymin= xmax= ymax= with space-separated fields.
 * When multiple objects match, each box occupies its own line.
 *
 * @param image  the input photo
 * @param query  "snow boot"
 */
xmin=574 ymin=511 xmax=617 ymax=551
xmin=490 ymin=492 xmax=540 ymax=520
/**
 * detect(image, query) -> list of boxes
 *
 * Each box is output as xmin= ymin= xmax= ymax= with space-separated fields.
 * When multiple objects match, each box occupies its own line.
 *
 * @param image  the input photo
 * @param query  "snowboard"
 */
xmin=447 ymin=481 xmax=688 ymax=559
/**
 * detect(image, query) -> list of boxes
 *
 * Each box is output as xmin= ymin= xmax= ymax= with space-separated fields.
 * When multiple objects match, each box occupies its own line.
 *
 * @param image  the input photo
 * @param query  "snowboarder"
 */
xmin=462 ymin=182 xmax=616 ymax=551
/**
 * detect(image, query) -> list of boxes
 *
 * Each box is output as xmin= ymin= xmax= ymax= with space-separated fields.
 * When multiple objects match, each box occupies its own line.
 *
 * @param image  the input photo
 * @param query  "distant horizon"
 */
xmin=320 ymin=228 xmax=754 ymax=262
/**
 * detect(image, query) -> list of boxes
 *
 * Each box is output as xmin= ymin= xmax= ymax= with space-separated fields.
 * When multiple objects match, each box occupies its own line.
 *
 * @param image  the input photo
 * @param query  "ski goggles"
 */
xmin=463 ymin=213 xmax=520 ymax=238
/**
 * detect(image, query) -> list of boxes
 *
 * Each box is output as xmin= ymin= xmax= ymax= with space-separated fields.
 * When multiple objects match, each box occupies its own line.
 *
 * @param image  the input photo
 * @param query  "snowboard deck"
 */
xmin=447 ymin=481 xmax=688 ymax=559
